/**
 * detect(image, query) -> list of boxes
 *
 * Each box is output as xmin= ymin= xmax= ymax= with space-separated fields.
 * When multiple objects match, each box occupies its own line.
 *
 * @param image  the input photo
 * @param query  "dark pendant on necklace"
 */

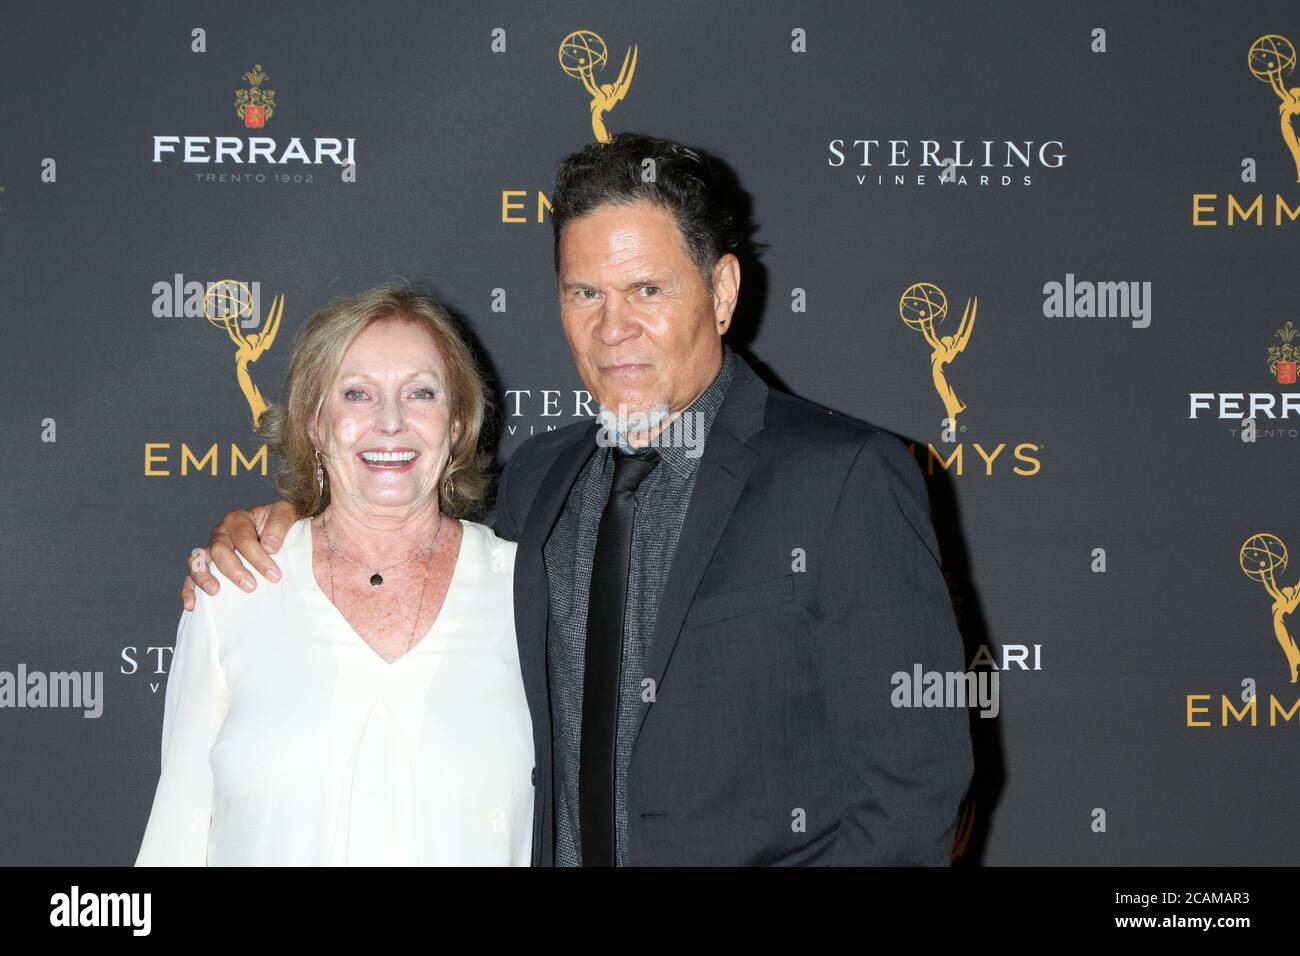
xmin=370 ymin=573 xmax=383 ymax=587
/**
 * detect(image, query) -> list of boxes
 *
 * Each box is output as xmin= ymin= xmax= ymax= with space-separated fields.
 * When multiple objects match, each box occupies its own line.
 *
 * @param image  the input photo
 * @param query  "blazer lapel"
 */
xmin=631 ymin=356 xmax=768 ymax=746
xmin=515 ymin=423 xmax=598 ymax=866
xmin=516 ymin=422 xmax=600 ymax=712
xmin=519 ymin=423 xmax=601 ymax=553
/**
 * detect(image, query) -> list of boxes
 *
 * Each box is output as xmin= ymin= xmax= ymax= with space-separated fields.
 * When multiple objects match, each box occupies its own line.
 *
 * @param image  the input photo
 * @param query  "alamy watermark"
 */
xmin=50 ymin=886 xmax=150 ymax=935
xmin=0 ymin=664 xmax=104 ymax=718
xmin=891 ymin=663 xmax=1000 ymax=719
xmin=595 ymin=404 xmax=705 ymax=458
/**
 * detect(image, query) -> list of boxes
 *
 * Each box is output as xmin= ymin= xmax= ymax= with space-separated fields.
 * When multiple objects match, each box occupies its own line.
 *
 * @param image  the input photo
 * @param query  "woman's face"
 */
xmin=314 ymin=316 xmax=459 ymax=518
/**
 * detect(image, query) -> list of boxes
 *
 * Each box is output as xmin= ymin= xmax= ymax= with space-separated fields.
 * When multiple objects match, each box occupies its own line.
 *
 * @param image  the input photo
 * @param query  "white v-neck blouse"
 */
xmin=136 ymin=516 xmax=533 ymax=866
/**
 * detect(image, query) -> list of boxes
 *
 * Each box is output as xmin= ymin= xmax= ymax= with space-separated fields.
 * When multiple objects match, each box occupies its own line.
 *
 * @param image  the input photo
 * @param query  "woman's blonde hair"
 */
xmin=255 ymin=282 xmax=494 ymax=519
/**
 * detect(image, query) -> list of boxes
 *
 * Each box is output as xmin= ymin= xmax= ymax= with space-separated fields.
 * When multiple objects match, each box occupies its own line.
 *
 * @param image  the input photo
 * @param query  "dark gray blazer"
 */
xmin=491 ymin=353 xmax=974 ymax=865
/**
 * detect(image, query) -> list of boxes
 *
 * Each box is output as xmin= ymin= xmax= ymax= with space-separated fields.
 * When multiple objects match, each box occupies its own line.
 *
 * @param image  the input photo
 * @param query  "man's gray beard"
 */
xmin=596 ymin=402 xmax=673 ymax=447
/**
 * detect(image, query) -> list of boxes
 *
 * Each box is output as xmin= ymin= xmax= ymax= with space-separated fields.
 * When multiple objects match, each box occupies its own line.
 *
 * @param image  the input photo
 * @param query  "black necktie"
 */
xmin=579 ymin=446 xmax=660 ymax=866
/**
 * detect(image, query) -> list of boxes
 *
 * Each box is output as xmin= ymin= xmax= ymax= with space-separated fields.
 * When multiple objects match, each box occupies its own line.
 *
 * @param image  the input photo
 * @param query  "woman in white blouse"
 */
xmin=136 ymin=284 xmax=533 ymax=866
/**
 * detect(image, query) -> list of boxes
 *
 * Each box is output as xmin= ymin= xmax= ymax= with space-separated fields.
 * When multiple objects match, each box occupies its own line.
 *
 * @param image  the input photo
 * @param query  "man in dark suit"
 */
xmin=182 ymin=132 xmax=973 ymax=866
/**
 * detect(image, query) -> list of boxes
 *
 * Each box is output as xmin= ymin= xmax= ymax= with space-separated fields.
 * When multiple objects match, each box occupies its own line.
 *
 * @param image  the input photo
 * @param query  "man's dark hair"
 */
xmin=550 ymin=132 xmax=745 ymax=290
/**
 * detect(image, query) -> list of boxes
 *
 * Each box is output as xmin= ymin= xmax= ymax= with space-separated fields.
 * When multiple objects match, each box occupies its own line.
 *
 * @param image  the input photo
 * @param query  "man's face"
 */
xmin=557 ymin=200 xmax=738 ymax=428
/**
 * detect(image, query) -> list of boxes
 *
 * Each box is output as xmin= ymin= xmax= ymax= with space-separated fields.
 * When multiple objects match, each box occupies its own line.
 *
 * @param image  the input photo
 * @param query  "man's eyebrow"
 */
xmin=560 ymin=278 xmax=597 ymax=291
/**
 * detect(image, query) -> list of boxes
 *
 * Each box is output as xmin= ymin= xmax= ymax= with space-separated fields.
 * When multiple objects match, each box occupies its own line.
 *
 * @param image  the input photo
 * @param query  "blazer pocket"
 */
xmin=682 ymin=575 xmax=796 ymax=631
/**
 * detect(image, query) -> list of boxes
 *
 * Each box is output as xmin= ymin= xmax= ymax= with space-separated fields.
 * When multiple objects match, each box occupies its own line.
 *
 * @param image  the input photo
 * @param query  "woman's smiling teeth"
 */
xmin=359 ymin=450 xmax=419 ymax=469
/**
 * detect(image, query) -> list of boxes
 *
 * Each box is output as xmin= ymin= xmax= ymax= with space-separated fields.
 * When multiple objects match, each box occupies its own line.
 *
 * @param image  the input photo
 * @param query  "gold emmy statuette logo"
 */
xmin=558 ymin=30 xmax=636 ymax=144
xmin=203 ymin=280 xmax=283 ymax=427
xmin=1239 ymin=533 xmax=1300 ymax=683
xmin=1268 ymin=320 xmax=1298 ymax=384
xmin=1248 ymin=34 xmax=1300 ymax=182
xmin=235 ymin=64 xmax=276 ymax=128
xmin=899 ymin=282 xmax=977 ymax=426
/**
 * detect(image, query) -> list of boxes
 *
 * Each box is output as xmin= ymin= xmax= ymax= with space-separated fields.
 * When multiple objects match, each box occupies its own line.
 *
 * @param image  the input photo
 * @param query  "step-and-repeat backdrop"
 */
xmin=2 ymin=0 xmax=1297 ymax=865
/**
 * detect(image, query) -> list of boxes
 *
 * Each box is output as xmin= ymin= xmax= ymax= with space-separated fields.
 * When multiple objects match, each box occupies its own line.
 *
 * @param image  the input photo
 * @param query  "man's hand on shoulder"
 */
xmin=180 ymin=500 xmax=299 ymax=610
